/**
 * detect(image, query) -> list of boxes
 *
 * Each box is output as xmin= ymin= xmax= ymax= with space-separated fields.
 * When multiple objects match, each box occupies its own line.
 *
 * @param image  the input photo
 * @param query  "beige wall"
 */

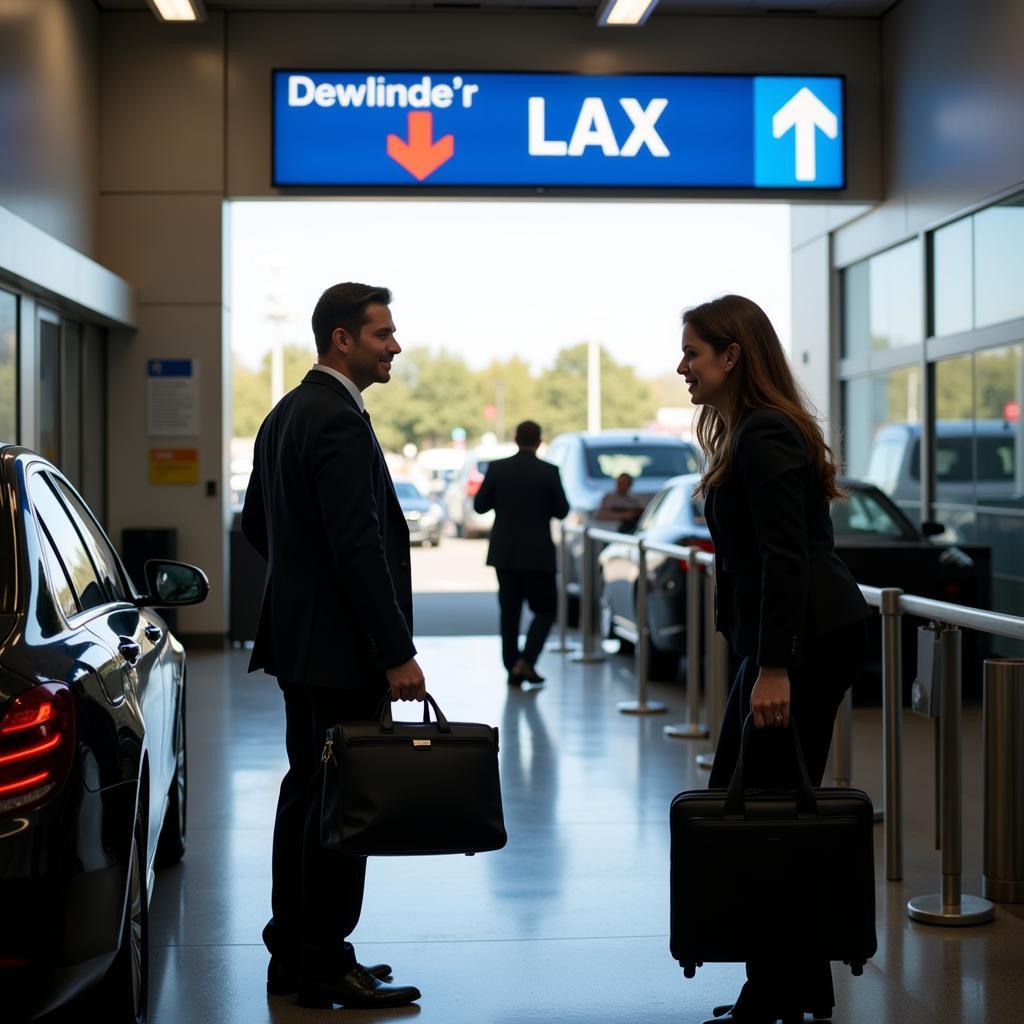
xmin=0 ymin=0 xmax=99 ymax=256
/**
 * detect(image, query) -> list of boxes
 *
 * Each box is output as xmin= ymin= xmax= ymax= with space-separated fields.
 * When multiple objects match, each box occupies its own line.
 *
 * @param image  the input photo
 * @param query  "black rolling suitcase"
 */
xmin=670 ymin=716 xmax=876 ymax=980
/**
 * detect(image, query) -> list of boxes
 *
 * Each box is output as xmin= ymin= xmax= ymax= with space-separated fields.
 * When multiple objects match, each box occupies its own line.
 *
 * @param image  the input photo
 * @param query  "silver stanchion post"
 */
xmin=908 ymin=625 xmax=995 ymax=925
xmin=665 ymin=550 xmax=709 ymax=739
xmin=881 ymin=587 xmax=904 ymax=881
xmin=697 ymin=562 xmax=727 ymax=769
xmin=619 ymin=539 xmax=667 ymax=715
xmin=548 ymin=527 xmax=579 ymax=654
xmin=830 ymin=689 xmax=853 ymax=787
xmin=572 ymin=529 xmax=605 ymax=664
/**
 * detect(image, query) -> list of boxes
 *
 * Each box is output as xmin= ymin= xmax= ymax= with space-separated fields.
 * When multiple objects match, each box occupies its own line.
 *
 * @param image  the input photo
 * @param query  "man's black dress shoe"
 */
xmin=512 ymin=658 xmax=545 ymax=684
xmin=266 ymin=956 xmax=391 ymax=996
xmin=707 ymin=1003 xmax=823 ymax=1023
xmin=297 ymin=963 xmax=421 ymax=1009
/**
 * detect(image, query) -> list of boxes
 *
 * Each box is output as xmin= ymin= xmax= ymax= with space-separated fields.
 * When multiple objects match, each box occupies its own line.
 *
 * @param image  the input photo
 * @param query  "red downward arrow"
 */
xmin=387 ymin=112 xmax=454 ymax=181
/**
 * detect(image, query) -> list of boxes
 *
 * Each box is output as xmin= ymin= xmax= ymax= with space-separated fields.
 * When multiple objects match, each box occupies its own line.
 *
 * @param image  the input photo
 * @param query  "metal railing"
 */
xmin=556 ymin=522 xmax=1024 ymax=924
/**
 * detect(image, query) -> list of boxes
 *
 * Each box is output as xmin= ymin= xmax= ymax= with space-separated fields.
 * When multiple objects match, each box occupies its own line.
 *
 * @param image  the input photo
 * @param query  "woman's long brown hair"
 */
xmin=685 ymin=295 xmax=843 ymax=501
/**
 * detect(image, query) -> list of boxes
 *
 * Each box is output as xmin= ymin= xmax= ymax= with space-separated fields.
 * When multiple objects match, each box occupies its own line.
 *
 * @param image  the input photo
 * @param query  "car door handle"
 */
xmin=144 ymin=625 xmax=163 ymax=644
xmin=117 ymin=636 xmax=142 ymax=667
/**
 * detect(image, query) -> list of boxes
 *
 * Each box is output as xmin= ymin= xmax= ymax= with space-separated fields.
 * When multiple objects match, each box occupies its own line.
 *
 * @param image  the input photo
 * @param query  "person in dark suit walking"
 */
xmin=677 ymin=295 xmax=870 ymax=1024
xmin=473 ymin=421 xmax=569 ymax=687
xmin=241 ymin=282 xmax=425 ymax=1010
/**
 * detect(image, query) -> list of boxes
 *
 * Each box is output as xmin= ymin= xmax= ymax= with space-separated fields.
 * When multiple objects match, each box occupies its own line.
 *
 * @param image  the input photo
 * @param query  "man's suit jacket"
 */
xmin=473 ymin=450 xmax=570 ymax=573
xmin=704 ymin=408 xmax=868 ymax=670
xmin=241 ymin=369 xmax=415 ymax=691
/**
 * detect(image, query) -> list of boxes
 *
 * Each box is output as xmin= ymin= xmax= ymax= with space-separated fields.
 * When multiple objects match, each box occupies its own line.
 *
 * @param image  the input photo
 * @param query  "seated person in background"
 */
xmin=595 ymin=473 xmax=646 ymax=531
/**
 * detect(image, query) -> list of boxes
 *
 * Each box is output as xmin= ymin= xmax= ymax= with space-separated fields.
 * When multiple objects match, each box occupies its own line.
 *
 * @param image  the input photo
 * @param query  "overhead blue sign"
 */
xmin=273 ymin=71 xmax=844 ymax=191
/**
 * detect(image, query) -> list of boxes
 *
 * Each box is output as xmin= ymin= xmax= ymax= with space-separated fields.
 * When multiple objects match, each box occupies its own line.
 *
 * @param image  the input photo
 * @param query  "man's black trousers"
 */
xmin=495 ymin=568 xmax=557 ymax=671
xmin=707 ymin=617 xmax=867 ymax=1016
xmin=265 ymin=682 xmax=385 ymax=975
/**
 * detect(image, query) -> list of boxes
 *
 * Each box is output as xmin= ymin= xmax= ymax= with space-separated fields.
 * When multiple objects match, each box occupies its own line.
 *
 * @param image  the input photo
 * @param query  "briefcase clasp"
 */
xmin=413 ymin=739 xmax=432 ymax=749
xmin=321 ymin=737 xmax=336 ymax=764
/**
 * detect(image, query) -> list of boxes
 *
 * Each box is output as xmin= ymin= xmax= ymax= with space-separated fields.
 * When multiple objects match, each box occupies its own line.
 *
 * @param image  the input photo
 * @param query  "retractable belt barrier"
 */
xmin=556 ymin=526 xmax=1024 ymax=920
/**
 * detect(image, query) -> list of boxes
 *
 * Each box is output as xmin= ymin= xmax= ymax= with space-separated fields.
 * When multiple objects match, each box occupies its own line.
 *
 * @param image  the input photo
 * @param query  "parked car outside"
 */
xmin=394 ymin=479 xmax=444 ymax=546
xmin=543 ymin=430 xmax=702 ymax=622
xmin=599 ymin=473 xmax=711 ymax=679
xmin=866 ymin=419 xmax=1019 ymax=506
xmin=444 ymin=444 xmax=518 ymax=538
xmin=597 ymin=474 xmax=991 ymax=695
xmin=0 ymin=445 xmax=209 ymax=1023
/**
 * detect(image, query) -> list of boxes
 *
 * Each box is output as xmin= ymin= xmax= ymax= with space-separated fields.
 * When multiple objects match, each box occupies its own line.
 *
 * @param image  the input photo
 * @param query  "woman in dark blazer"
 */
xmin=678 ymin=295 xmax=870 ymax=1024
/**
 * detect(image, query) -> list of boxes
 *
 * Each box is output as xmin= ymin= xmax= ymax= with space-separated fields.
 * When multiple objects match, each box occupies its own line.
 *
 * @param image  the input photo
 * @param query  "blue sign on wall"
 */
xmin=273 ymin=71 xmax=844 ymax=191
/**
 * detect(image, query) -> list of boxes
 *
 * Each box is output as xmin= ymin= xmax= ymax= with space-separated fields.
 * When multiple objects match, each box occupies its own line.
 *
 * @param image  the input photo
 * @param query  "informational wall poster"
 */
xmin=148 ymin=359 xmax=200 ymax=437
xmin=273 ymin=71 xmax=844 ymax=190
xmin=149 ymin=448 xmax=199 ymax=486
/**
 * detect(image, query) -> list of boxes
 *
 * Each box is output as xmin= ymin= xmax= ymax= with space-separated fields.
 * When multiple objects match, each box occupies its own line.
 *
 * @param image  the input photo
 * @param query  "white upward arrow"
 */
xmin=772 ymin=87 xmax=838 ymax=182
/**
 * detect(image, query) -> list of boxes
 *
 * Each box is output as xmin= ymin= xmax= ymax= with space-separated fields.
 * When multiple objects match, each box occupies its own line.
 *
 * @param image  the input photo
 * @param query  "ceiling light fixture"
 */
xmin=147 ymin=0 xmax=207 ymax=22
xmin=596 ymin=0 xmax=659 ymax=27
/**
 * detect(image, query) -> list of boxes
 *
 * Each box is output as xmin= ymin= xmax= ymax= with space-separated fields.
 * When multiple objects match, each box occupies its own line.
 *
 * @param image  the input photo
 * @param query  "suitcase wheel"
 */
xmin=682 ymin=963 xmax=697 ymax=979
xmin=842 ymin=959 xmax=865 ymax=977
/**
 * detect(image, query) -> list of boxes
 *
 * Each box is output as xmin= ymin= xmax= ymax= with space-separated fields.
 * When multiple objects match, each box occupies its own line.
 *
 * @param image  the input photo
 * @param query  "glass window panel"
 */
xmin=843 ymin=367 xmax=923 ymax=509
xmin=842 ymin=259 xmax=870 ymax=358
xmin=38 ymin=315 xmax=60 ymax=466
xmin=934 ymin=355 xmax=976 ymax=505
xmin=974 ymin=344 xmax=1024 ymax=506
xmin=974 ymin=197 xmax=1024 ymax=328
xmin=52 ymin=476 xmax=128 ymax=602
xmin=869 ymin=241 xmax=924 ymax=350
xmin=60 ymin=321 xmax=82 ymax=488
xmin=0 ymin=289 xmax=15 ymax=443
xmin=80 ymin=325 xmax=106 ymax=520
xmin=932 ymin=217 xmax=974 ymax=336
xmin=28 ymin=472 xmax=106 ymax=612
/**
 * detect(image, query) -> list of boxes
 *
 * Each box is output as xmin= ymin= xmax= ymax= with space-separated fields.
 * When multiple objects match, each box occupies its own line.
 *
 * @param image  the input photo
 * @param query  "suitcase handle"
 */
xmin=724 ymin=714 xmax=818 ymax=818
xmin=379 ymin=692 xmax=452 ymax=734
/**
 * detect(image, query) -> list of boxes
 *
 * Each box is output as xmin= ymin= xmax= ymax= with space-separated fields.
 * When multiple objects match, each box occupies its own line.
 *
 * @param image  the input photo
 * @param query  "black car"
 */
xmin=0 ymin=446 xmax=208 ymax=1022
xmin=598 ymin=474 xmax=991 ymax=690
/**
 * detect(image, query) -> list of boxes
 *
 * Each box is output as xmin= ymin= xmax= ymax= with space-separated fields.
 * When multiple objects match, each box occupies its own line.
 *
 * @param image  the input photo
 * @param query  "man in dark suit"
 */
xmin=473 ymin=421 xmax=569 ymax=687
xmin=242 ymin=282 xmax=425 ymax=1010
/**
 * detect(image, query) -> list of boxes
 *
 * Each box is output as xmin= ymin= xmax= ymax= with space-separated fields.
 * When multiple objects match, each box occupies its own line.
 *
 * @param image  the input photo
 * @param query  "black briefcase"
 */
xmin=320 ymin=693 xmax=507 ymax=857
xmin=669 ymin=716 xmax=876 ymax=979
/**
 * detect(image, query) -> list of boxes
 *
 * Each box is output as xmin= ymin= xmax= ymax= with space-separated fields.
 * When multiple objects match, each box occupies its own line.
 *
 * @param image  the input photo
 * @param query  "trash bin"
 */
xmin=983 ymin=658 xmax=1024 ymax=903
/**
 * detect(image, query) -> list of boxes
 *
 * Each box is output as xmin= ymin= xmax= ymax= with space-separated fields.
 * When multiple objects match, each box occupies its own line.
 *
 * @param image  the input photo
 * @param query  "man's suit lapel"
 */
xmin=301 ymin=372 xmax=404 ymax=520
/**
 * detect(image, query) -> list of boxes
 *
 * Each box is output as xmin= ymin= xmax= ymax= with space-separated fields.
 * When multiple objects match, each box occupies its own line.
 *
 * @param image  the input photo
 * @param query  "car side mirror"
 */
xmin=921 ymin=521 xmax=945 ymax=538
xmin=136 ymin=560 xmax=210 ymax=608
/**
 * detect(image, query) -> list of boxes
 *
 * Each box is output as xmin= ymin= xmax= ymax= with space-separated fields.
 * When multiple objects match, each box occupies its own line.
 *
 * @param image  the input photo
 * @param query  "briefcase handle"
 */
xmin=379 ymin=692 xmax=452 ymax=734
xmin=724 ymin=714 xmax=818 ymax=818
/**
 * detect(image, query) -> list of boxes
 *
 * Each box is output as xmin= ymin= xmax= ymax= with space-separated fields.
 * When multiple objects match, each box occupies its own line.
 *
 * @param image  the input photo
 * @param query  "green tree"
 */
xmin=536 ymin=343 xmax=657 ymax=437
xmin=232 ymin=355 xmax=269 ymax=438
xmin=475 ymin=356 xmax=545 ymax=441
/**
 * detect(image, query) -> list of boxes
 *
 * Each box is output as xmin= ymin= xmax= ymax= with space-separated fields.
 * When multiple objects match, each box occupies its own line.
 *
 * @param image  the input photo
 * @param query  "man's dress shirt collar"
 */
xmin=310 ymin=363 xmax=365 ymax=413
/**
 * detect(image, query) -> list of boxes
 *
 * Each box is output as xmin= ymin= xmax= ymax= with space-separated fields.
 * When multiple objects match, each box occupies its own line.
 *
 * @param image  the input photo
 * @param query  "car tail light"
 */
xmin=465 ymin=469 xmax=484 ymax=497
xmin=0 ymin=684 xmax=75 ymax=815
xmin=678 ymin=538 xmax=715 ymax=570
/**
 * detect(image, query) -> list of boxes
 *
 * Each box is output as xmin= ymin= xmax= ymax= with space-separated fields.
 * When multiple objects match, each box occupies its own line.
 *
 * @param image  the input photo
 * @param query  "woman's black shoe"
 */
xmin=296 ymin=964 xmax=421 ymax=1009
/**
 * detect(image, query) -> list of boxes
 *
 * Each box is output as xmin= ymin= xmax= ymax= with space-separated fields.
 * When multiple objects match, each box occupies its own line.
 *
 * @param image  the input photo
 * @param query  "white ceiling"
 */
xmin=98 ymin=1 xmax=898 ymax=17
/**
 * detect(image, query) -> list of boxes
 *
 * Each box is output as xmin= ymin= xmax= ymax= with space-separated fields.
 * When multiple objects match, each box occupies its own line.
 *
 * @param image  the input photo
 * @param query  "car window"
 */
xmin=584 ymin=444 xmax=699 ymax=481
xmin=865 ymin=437 xmax=905 ymax=495
xmin=37 ymin=522 xmax=79 ymax=619
xmin=653 ymin=485 xmax=688 ymax=527
xmin=50 ymin=476 xmax=129 ymax=601
xmin=977 ymin=435 xmax=1015 ymax=482
xmin=28 ymin=472 xmax=108 ymax=612
xmin=394 ymin=481 xmax=424 ymax=500
xmin=636 ymin=490 xmax=667 ymax=530
xmin=831 ymin=491 xmax=908 ymax=538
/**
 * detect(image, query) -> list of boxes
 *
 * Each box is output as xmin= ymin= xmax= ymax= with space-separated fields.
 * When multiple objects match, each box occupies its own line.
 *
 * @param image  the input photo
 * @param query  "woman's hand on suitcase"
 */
xmin=750 ymin=668 xmax=790 ymax=729
xmin=386 ymin=657 xmax=427 ymax=701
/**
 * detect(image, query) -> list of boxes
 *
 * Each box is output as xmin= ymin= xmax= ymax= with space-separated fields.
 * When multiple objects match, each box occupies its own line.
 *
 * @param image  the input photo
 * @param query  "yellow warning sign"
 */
xmin=149 ymin=448 xmax=198 ymax=485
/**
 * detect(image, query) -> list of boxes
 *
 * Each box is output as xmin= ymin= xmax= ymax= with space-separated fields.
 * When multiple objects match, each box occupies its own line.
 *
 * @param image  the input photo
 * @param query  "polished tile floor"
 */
xmin=145 ymin=637 xmax=1024 ymax=1024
